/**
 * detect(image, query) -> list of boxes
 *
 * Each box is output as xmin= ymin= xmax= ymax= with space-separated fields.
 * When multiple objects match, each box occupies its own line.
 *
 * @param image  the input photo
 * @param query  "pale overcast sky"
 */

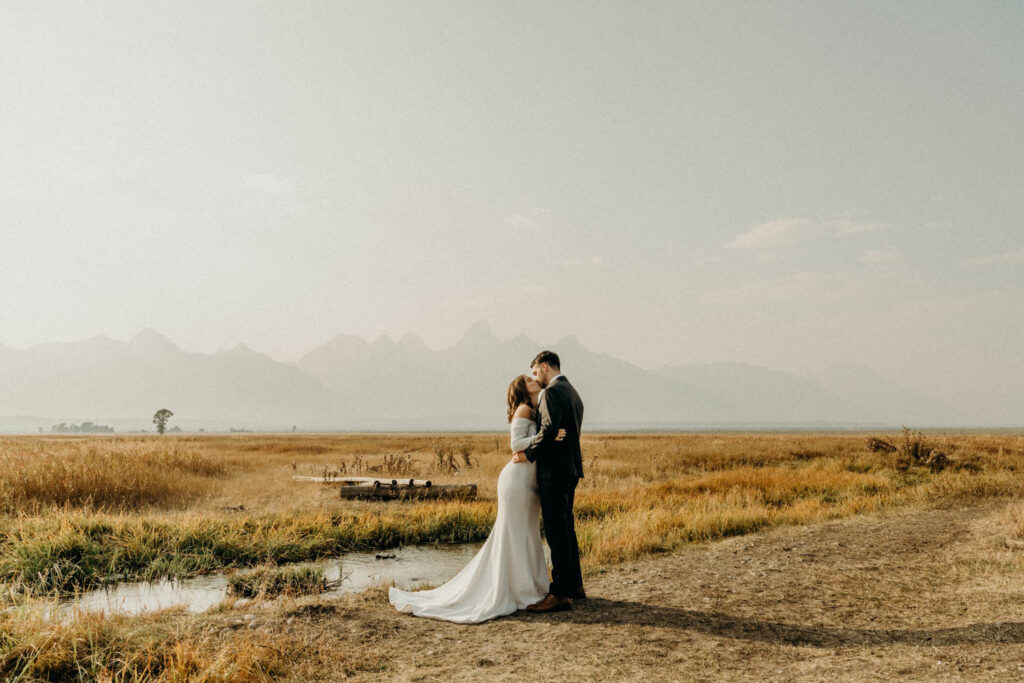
xmin=1 ymin=2 xmax=1022 ymax=409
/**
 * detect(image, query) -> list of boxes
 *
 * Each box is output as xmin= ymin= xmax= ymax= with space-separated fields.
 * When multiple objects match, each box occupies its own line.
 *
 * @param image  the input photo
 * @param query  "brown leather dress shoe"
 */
xmin=526 ymin=593 xmax=571 ymax=612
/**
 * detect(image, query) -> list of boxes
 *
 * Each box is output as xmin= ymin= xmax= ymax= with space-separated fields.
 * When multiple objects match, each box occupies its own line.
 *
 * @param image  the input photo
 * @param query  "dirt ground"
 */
xmin=228 ymin=501 xmax=1024 ymax=682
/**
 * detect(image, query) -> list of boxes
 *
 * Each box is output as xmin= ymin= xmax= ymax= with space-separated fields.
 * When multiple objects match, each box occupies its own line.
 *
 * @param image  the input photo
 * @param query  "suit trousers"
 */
xmin=537 ymin=474 xmax=583 ymax=598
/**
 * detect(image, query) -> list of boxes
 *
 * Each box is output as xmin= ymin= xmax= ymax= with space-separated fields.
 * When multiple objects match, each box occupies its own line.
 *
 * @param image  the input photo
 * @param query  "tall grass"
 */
xmin=1 ymin=432 xmax=1022 ymax=598
xmin=0 ymin=607 xmax=293 ymax=681
xmin=575 ymin=457 xmax=1024 ymax=565
xmin=0 ymin=438 xmax=230 ymax=513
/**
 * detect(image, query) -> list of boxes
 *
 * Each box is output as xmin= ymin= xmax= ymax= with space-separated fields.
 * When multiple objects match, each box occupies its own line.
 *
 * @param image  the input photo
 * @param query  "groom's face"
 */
xmin=531 ymin=362 xmax=549 ymax=387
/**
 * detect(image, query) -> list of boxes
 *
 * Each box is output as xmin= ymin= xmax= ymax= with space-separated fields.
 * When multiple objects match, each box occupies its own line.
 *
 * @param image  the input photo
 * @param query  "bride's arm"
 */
xmin=510 ymin=418 xmax=535 ymax=452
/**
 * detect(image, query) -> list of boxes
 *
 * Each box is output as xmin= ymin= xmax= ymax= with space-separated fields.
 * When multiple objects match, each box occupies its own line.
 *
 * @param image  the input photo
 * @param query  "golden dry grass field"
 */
xmin=2 ymin=431 xmax=1023 ymax=681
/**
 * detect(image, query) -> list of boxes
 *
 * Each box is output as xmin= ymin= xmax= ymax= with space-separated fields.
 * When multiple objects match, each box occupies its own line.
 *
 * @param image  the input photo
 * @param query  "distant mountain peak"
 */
xmin=77 ymin=334 xmax=120 ymax=350
xmin=327 ymin=333 xmax=369 ymax=348
xmin=458 ymin=320 xmax=498 ymax=346
xmin=554 ymin=335 xmax=584 ymax=352
xmin=398 ymin=332 xmax=427 ymax=349
xmin=215 ymin=342 xmax=259 ymax=356
xmin=130 ymin=328 xmax=179 ymax=351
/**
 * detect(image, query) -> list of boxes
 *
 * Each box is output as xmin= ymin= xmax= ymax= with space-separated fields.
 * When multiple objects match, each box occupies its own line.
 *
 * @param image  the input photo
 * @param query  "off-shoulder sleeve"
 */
xmin=510 ymin=419 xmax=535 ymax=452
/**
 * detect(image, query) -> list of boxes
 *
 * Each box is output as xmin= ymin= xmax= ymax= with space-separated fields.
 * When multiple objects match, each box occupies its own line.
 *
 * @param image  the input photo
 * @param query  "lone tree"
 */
xmin=153 ymin=409 xmax=174 ymax=435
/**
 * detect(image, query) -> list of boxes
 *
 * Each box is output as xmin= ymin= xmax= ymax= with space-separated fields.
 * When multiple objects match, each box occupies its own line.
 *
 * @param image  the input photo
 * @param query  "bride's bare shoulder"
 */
xmin=512 ymin=404 xmax=534 ymax=420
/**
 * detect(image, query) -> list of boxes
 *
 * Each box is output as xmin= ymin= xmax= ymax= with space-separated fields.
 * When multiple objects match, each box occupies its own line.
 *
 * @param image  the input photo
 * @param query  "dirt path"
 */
xmin=272 ymin=504 xmax=1024 ymax=681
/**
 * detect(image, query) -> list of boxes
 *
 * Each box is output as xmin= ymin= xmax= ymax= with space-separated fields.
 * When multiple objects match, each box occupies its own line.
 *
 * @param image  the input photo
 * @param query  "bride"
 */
xmin=388 ymin=374 xmax=565 ymax=623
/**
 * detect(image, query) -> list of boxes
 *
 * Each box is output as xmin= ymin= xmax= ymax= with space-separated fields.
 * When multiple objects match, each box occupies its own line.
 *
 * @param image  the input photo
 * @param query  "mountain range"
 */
xmin=0 ymin=322 xmax=987 ymax=432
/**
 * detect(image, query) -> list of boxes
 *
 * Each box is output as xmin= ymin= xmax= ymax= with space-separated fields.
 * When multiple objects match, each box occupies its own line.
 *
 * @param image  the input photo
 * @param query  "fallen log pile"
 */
xmin=293 ymin=475 xmax=477 ymax=501
xmin=338 ymin=482 xmax=477 ymax=500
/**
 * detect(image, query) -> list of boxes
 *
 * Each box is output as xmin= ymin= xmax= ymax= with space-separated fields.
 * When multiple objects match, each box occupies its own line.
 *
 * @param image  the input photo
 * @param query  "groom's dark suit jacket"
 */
xmin=524 ymin=376 xmax=584 ymax=480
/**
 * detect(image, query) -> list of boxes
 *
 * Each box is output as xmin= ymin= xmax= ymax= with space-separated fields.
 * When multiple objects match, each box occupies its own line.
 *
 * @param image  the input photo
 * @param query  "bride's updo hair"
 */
xmin=506 ymin=375 xmax=532 ymax=423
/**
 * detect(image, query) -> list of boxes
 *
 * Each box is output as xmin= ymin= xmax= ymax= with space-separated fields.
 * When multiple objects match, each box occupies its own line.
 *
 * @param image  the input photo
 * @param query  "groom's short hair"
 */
xmin=531 ymin=350 xmax=560 ymax=370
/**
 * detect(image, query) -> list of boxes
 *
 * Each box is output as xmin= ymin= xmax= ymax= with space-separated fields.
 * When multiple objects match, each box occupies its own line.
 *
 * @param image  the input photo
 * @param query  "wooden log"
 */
xmin=293 ymin=476 xmax=433 ymax=486
xmin=338 ymin=483 xmax=476 ymax=501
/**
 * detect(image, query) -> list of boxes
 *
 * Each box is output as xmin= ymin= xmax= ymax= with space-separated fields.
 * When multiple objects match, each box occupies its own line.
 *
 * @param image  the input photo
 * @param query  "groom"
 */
xmin=512 ymin=350 xmax=585 ymax=612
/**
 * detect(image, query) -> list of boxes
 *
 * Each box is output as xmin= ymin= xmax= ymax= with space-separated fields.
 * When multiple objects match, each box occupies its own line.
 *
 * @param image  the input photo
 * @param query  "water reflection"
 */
xmin=54 ymin=543 xmax=486 ymax=617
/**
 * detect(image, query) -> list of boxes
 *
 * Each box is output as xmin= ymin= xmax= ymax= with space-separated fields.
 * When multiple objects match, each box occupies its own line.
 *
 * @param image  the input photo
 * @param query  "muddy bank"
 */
xmin=281 ymin=503 xmax=1024 ymax=681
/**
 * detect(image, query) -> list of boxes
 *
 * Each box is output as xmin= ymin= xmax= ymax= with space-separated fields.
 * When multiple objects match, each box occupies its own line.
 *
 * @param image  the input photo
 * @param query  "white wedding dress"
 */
xmin=388 ymin=417 xmax=549 ymax=623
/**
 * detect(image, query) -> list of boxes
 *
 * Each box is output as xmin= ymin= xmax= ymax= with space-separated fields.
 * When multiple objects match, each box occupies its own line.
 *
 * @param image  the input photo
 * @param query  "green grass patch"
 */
xmin=226 ymin=564 xmax=332 ymax=598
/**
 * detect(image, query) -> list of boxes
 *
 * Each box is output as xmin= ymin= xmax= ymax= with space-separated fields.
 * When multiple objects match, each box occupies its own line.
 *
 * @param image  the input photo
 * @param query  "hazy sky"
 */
xmin=2 ymin=2 xmax=1022 ymax=408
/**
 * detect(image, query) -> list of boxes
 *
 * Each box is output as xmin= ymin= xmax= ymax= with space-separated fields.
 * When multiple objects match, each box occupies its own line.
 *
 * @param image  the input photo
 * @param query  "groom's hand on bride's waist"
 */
xmin=511 ymin=429 xmax=565 ymax=463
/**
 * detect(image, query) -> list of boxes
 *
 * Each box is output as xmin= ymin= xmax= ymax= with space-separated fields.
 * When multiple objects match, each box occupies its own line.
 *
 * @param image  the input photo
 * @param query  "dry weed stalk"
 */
xmin=456 ymin=440 xmax=477 ymax=468
xmin=369 ymin=451 xmax=418 ymax=476
xmin=319 ymin=464 xmax=347 ymax=480
xmin=865 ymin=436 xmax=897 ymax=453
xmin=865 ymin=428 xmax=950 ymax=472
xmin=431 ymin=439 xmax=460 ymax=474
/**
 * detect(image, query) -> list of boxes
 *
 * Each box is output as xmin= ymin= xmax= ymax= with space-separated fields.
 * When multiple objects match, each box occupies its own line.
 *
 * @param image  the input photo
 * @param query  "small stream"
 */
xmin=45 ymin=543 xmax=486 ymax=618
